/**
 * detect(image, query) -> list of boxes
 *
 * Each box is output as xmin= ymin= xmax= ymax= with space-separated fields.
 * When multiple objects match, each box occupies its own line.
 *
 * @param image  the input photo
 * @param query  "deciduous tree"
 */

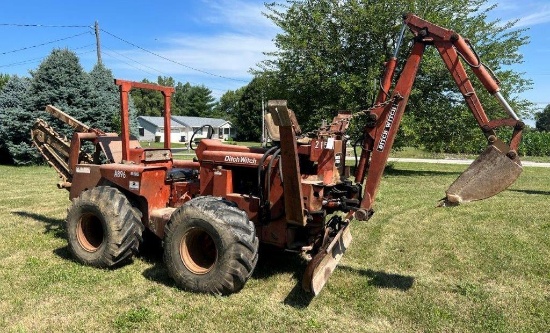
xmin=535 ymin=104 xmax=550 ymax=132
xmin=261 ymin=0 xmax=531 ymax=153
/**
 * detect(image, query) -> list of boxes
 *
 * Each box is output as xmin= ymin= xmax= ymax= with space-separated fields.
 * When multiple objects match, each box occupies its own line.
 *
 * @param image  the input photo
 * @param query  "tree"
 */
xmin=130 ymin=79 xmax=164 ymax=117
xmin=232 ymin=78 xmax=264 ymax=141
xmin=185 ymin=85 xmax=217 ymax=117
xmin=28 ymin=48 xmax=93 ymax=138
xmin=89 ymin=63 xmax=120 ymax=132
xmin=0 ymin=49 xmax=138 ymax=165
xmin=216 ymin=86 xmax=246 ymax=123
xmin=89 ymin=63 xmax=138 ymax=136
xmin=0 ymin=74 xmax=9 ymax=92
xmin=172 ymin=82 xmax=191 ymax=116
xmin=131 ymin=77 xmax=219 ymax=118
xmin=0 ymin=76 xmax=39 ymax=165
xmin=261 ymin=0 xmax=531 ymax=153
xmin=535 ymin=105 xmax=550 ymax=132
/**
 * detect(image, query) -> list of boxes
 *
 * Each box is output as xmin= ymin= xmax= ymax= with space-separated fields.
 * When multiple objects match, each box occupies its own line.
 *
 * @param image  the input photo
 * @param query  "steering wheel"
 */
xmin=189 ymin=125 xmax=214 ymax=150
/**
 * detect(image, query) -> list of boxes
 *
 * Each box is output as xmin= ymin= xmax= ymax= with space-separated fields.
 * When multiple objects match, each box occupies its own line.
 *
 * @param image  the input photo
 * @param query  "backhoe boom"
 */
xmin=354 ymin=13 xmax=524 ymax=218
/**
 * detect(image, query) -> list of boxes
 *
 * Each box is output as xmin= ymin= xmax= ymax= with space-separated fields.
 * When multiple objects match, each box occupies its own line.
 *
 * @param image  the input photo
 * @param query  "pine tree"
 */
xmin=185 ymin=85 xmax=217 ymax=117
xmin=0 ymin=76 xmax=40 ymax=165
xmin=89 ymin=63 xmax=139 ymax=136
xmin=89 ymin=63 xmax=119 ymax=132
xmin=0 ymin=74 xmax=9 ymax=92
xmin=28 ymin=48 xmax=92 ymax=137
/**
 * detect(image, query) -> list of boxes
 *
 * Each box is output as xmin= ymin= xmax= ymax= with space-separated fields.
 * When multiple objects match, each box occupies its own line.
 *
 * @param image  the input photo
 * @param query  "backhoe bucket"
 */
xmin=444 ymin=142 xmax=522 ymax=205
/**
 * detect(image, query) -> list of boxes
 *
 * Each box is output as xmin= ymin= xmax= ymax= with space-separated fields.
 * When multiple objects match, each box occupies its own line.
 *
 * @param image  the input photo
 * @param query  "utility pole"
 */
xmin=94 ymin=21 xmax=102 ymax=65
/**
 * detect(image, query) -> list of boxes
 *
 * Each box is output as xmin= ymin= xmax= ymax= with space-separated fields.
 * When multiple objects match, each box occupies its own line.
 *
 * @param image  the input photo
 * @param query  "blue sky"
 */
xmin=0 ymin=0 xmax=548 ymax=120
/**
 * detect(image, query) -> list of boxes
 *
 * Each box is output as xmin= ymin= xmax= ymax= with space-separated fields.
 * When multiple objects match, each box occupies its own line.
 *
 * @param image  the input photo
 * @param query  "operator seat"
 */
xmin=264 ymin=108 xmax=310 ymax=144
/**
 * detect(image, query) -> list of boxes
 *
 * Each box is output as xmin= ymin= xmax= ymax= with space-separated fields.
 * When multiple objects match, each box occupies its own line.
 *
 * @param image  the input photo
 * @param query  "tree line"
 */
xmin=1 ymin=0 xmax=549 ymax=166
xmin=0 ymin=49 xmax=251 ymax=165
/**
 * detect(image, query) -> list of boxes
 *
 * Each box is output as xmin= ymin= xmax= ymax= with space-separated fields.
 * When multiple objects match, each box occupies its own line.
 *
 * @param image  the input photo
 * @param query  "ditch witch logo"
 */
xmin=224 ymin=155 xmax=257 ymax=164
xmin=377 ymin=102 xmax=399 ymax=152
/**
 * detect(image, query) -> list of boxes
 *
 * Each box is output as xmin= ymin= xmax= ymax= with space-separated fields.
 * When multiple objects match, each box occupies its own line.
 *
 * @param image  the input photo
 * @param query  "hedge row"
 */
xmin=519 ymin=131 xmax=550 ymax=156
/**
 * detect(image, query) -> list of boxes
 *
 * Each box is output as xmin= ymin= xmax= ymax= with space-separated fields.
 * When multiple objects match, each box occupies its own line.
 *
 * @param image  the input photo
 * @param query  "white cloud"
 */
xmin=116 ymin=33 xmax=275 ymax=79
xmin=514 ymin=9 xmax=550 ymax=28
xmin=487 ymin=0 xmax=550 ymax=28
xmin=199 ymin=0 xmax=279 ymax=36
xmin=104 ymin=0 xmax=280 ymax=98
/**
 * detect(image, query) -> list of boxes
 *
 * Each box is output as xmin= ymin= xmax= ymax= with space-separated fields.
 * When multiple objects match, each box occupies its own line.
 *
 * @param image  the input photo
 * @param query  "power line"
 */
xmin=0 ymin=21 xmax=248 ymax=94
xmin=101 ymin=49 xmax=160 ymax=77
xmin=0 ymin=45 xmax=96 ymax=68
xmin=101 ymin=45 xmax=229 ymax=94
xmin=0 ymin=31 xmax=92 ymax=55
xmin=100 ymin=28 xmax=249 ymax=83
xmin=0 ymin=23 xmax=90 ymax=28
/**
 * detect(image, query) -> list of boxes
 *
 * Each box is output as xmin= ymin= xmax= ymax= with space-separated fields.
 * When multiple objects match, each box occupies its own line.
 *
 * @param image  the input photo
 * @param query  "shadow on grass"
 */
xmin=142 ymin=242 xmax=414 ymax=308
xmin=13 ymin=211 xmax=66 ymax=239
xmin=339 ymin=265 xmax=415 ymax=290
xmin=140 ymin=230 xmax=177 ymax=287
xmin=384 ymin=164 xmax=462 ymax=177
xmin=508 ymin=188 xmax=550 ymax=196
xmin=53 ymin=245 xmax=74 ymax=261
xmin=282 ymin=265 xmax=415 ymax=309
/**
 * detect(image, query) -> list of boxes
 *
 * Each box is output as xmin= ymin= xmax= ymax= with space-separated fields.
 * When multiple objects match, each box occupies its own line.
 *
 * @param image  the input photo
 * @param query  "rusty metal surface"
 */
xmin=302 ymin=224 xmax=352 ymax=295
xmin=115 ymin=79 xmax=174 ymax=160
xmin=31 ymin=118 xmax=77 ymax=186
xmin=268 ymin=100 xmax=306 ymax=226
xmin=445 ymin=144 xmax=522 ymax=204
xmin=45 ymin=105 xmax=90 ymax=132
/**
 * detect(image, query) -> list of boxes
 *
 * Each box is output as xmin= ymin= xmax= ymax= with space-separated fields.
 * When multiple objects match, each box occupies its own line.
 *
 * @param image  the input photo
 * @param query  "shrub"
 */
xmin=519 ymin=131 xmax=550 ymax=156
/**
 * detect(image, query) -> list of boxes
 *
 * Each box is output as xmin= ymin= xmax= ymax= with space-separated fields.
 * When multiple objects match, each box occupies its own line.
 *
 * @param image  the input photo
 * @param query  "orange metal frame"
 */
xmin=355 ymin=13 xmax=524 ymax=214
xmin=115 ymin=79 xmax=175 ymax=161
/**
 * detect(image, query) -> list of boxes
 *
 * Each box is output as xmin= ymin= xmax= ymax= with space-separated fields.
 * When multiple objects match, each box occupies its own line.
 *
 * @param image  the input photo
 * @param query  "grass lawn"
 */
xmin=0 ymin=163 xmax=548 ymax=332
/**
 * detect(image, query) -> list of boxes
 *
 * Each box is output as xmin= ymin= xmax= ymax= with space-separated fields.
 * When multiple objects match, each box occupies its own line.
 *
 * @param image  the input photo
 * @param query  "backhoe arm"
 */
xmin=354 ymin=13 xmax=524 ymax=220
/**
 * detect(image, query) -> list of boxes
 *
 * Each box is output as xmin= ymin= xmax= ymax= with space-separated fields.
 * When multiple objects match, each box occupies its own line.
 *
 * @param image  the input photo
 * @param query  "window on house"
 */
xmin=139 ymin=127 xmax=144 ymax=136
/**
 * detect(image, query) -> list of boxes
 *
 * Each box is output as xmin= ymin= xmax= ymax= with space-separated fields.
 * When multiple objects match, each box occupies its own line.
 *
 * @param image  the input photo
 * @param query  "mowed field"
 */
xmin=0 ymin=163 xmax=548 ymax=332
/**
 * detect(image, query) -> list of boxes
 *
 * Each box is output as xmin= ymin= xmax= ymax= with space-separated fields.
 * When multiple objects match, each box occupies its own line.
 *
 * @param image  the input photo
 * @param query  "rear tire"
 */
xmin=164 ymin=196 xmax=259 ymax=295
xmin=66 ymin=186 xmax=143 ymax=268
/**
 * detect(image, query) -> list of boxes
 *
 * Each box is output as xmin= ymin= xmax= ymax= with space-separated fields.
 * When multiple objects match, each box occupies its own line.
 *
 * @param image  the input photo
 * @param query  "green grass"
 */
xmin=139 ymin=141 xmax=188 ymax=149
xmin=0 ymin=163 xmax=549 ymax=332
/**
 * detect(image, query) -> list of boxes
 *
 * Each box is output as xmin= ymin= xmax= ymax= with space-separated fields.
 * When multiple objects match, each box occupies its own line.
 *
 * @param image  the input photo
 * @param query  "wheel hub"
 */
xmin=77 ymin=213 xmax=104 ymax=252
xmin=180 ymin=228 xmax=217 ymax=274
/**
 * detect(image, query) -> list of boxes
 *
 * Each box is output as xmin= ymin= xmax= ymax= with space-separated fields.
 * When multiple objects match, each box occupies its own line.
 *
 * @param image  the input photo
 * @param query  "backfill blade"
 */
xmin=445 ymin=144 xmax=522 ymax=205
xmin=302 ymin=225 xmax=352 ymax=295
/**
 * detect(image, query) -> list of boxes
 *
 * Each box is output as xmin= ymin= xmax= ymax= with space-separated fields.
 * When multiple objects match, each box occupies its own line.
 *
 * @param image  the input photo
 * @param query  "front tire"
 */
xmin=66 ymin=186 xmax=143 ymax=268
xmin=164 ymin=196 xmax=259 ymax=295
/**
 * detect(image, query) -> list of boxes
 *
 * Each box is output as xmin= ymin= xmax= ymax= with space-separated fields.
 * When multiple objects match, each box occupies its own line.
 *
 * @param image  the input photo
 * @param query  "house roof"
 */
xmin=138 ymin=116 xmax=183 ymax=128
xmin=171 ymin=116 xmax=230 ymax=128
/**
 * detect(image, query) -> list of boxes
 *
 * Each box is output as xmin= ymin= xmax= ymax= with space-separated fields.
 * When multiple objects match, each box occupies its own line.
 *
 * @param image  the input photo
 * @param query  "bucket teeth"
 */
xmin=444 ymin=143 xmax=522 ymax=205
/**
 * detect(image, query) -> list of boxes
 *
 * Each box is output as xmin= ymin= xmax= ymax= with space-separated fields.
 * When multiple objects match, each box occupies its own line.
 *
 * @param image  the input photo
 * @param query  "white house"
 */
xmin=137 ymin=116 xmax=236 ymax=143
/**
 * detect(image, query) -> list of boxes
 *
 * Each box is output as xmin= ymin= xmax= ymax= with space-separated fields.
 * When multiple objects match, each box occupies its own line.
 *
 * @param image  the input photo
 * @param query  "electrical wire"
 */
xmin=0 ymin=45 xmax=96 ymax=68
xmin=100 ymin=28 xmax=249 ymax=83
xmin=101 ymin=45 xmax=232 ymax=95
xmin=101 ymin=49 xmax=160 ymax=77
xmin=0 ymin=31 xmax=92 ymax=55
xmin=0 ymin=21 xmax=250 ymax=94
xmin=0 ymin=23 xmax=90 ymax=28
